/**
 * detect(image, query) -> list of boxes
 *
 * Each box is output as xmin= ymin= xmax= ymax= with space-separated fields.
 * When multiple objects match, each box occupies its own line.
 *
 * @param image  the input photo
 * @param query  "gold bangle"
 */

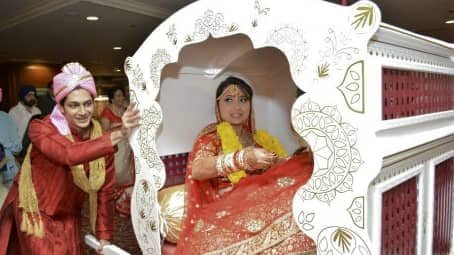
xmin=236 ymin=149 xmax=245 ymax=169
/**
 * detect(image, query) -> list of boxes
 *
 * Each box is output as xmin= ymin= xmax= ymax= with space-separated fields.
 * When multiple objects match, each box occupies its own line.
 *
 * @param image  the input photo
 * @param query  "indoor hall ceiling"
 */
xmin=0 ymin=0 xmax=452 ymax=77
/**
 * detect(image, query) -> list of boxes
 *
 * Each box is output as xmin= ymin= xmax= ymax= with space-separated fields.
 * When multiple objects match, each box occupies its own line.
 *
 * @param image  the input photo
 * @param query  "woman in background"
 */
xmin=100 ymin=87 xmax=134 ymax=216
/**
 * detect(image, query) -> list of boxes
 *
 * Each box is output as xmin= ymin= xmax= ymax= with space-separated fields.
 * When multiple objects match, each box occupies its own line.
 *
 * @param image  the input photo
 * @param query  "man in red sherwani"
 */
xmin=0 ymin=62 xmax=140 ymax=255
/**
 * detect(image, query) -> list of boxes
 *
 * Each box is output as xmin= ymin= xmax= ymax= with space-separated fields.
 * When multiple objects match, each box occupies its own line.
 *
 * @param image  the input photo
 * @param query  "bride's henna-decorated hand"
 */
xmin=243 ymin=147 xmax=277 ymax=171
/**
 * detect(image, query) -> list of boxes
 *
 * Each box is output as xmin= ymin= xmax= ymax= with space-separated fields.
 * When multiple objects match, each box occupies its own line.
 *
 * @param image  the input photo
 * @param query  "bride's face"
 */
xmin=217 ymin=85 xmax=251 ymax=126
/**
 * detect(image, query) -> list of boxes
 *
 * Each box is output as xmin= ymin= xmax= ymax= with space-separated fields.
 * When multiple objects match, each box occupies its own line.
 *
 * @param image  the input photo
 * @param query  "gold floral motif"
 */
xmin=139 ymin=210 xmax=146 ymax=219
xmin=277 ymin=177 xmax=295 ymax=188
xmin=216 ymin=210 xmax=231 ymax=219
xmin=149 ymin=220 xmax=157 ymax=231
xmin=246 ymin=219 xmax=265 ymax=233
xmin=194 ymin=219 xmax=205 ymax=232
xmin=194 ymin=143 xmax=217 ymax=161
xmin=141 ymin=180 xmax=149 ymax=192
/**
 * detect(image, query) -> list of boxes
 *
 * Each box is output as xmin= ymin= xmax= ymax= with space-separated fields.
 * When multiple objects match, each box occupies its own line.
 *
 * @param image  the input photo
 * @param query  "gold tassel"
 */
xmin=35 ymin=217 xmax=45 ymax=238
xmin=19 ymin=213 xmax=30 ymax=234
xmin=89 ymin=191 xmax=98 ymax=233
xmin=18 ymin=145 xmax=44 ymax=238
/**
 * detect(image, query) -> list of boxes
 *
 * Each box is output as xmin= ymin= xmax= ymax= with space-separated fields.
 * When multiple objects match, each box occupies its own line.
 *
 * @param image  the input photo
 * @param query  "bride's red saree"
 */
xmin=175 ymin=124 xmax=316 ymax=254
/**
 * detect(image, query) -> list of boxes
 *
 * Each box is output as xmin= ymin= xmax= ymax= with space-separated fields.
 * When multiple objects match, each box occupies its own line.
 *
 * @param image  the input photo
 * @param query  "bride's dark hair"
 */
xmin=216 ymin=76 xmax=253 ymax=100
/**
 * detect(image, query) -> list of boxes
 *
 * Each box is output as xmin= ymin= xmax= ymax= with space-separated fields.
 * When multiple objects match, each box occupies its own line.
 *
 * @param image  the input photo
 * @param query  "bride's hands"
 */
xmin=243 ymin=147 xmax=277 ymax=171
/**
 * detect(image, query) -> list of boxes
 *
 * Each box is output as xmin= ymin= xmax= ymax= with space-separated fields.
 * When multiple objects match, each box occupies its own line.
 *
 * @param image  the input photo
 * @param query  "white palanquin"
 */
xmin=120 ymin=0 xmax=454 ymax=254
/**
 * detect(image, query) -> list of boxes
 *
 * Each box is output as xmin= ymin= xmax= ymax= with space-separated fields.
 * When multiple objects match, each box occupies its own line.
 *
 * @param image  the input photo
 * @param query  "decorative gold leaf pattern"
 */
xmin=333 ymin=228 xmax=353 ymax=252
xmin=142 ymin=180 xmax=149 ymax=192
xmin=317 ymin=62 xmax=330 ymax=77
xmin=229 ymin=23 xmax=239 ymax=32
xmin=150 ymin=220 xmax=157 ymax=231
xmin=351 ymin=6 xmax=374 ymax=30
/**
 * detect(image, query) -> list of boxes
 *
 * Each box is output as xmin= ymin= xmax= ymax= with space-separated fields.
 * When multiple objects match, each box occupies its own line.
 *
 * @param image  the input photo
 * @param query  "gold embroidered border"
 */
xmin=204 ymin=212 xmax=304 ymax=255
xmin=286 ymin=250 xmax=317 ymax=255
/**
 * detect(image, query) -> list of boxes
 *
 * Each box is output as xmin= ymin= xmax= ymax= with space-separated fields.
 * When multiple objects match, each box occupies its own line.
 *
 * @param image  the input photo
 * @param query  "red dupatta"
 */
xmin=176 ymin=121 xmax=316 ymax=254
xmin=175 ymin=83 xmax=316 ymax=254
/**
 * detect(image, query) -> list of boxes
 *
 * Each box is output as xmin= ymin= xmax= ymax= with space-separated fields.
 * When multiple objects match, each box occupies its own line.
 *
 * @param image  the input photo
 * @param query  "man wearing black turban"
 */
xmin=8 ymin=85 xmax=42 ymax=143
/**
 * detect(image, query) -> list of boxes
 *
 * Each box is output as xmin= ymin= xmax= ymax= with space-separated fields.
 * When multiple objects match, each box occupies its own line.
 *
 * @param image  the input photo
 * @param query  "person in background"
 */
xmin=0 ymin=88 xmax=22 ymax=206
xmin=100 ymin=87 xmax=126 ymax=130
xmin=8 ymin=85 xmax=42 ymax=142
xmin=100 ymin=87 xmax=134 ymax=216
xmin=175 ymin=76 xmax=316 ymax=254
xmin=0 ymin=62 xmax=141 ymax=255
xmin=123 ymin=86 xmax=130 ymax=108
xmin=19 ymin=114 xmax=43 ymax=159
xmin=37 ymin=81 xmax=55 ymax=116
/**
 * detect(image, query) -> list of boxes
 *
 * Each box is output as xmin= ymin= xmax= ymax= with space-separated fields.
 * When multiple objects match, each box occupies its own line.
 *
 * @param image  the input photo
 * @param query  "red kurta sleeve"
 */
xmin=95 ymin=152 xmax=115 ymax=240
xmin=28 ymin=119 xmax=116 ymax=166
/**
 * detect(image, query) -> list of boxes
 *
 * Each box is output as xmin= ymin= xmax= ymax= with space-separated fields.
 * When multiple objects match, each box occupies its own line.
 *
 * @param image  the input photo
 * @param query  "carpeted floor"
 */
xmin=80 ymin=200 xmax=142 ymax=255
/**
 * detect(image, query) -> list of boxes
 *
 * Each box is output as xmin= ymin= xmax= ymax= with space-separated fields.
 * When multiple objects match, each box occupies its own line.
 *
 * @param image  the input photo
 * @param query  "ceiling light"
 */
xmin=86 ymin=16 xmax=99 ymax=21
xmin=95 ymin=95 xmax=109 ymax=101
xmin=25 ymin=64 xmax=46 ymax=70
xmin=112 ymin=46 xmax=122 ymax=50
xmin=204 ymin=68 xmax=222 ymax=78
xmin=446 ymin=19 xmax=454 ymax=24
xmin=114 ymin=68 xmax=121 ymax=72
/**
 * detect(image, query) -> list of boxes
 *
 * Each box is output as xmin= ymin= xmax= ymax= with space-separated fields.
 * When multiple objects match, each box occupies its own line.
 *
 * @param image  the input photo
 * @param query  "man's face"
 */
xmin=22 ymin=91 xmax=37 ymax=107
xmin=60 ymin=89 xmax=94 ymax=133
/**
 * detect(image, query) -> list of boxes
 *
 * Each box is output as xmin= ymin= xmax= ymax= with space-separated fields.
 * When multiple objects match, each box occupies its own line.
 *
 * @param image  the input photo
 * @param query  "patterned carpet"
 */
xmin=80 ymin=201 xmax=142 ymax=255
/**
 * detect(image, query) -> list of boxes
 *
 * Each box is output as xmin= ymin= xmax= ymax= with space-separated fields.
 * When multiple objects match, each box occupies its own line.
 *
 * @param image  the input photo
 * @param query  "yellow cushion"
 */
xmin=158 ymin=184 xmax=185 ymax=243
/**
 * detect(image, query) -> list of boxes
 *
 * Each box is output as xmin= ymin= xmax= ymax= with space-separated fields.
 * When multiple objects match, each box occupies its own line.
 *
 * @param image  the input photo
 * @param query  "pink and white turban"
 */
xmin=53 ymin=62 xmax=96 ymax=104
xmin=50 ymin=62 xmax=97 ymax=135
